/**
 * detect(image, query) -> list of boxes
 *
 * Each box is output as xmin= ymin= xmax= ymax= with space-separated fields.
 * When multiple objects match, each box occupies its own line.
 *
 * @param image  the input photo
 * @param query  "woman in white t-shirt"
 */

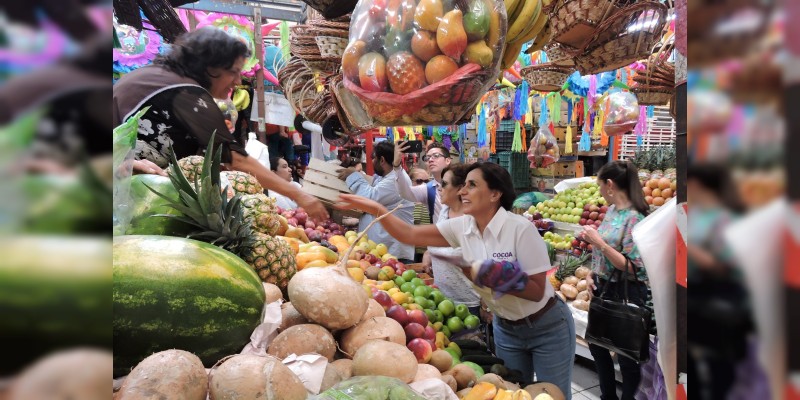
xmin=338 ymin=162 xmax=575 ymax=398
xmin=268 ymin=156 xmax=301 ymax=210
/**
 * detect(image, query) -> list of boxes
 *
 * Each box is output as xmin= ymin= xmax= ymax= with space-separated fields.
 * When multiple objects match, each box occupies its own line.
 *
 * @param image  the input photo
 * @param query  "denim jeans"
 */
xmin=494 ymin=298 xmax=576 ymax=400
xmin=589 ymin=278 xmax=649 ymax=400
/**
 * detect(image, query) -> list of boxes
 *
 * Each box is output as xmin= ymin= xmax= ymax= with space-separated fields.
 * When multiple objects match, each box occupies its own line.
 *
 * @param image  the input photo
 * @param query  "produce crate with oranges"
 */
xmin=341 ymin=0 xmax=508 ymax=126
xmin=630 ymin=145 xmax=676 ymax=209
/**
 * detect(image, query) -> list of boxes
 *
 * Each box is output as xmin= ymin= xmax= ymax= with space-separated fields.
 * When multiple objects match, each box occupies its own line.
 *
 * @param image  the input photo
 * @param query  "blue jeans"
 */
xmin=494 ymin=298 xmax=576 ymax=400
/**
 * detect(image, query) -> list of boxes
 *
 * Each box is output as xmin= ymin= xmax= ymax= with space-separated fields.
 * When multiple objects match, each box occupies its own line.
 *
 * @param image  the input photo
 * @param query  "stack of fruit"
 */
xmin=500 ymin=0 xmax=554 ymax=69
xmin=630 ymin=145 xmax=677 ymax=208
xmin=527 ymin=182 xmax=607 ymax=225
xmin=279 ymin=207 xmax=349 ymax=242
xmin=541 ymin=231 xmax=574 ymax=251
xmin=547 ymin=254 xmax=591 ymax=312
xmin=570 ymin=234 xmax=592 ymax=256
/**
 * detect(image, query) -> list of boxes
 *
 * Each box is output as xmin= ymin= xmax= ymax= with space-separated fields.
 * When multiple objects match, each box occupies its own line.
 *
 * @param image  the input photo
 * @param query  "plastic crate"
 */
xmin=487 ymin=154 xmax=500 ymax=164
xmin=498 ymin=151 xmax=531 ymax=190
xmin=495 ymin=130 xmax=514 ymax=151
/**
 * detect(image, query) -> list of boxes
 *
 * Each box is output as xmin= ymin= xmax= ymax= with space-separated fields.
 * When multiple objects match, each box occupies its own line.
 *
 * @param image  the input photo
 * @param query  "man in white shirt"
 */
xmin=338 ymin=141 xmax=416 ymax=263
xmin=393 ymin=141 xmax=452 ymax=223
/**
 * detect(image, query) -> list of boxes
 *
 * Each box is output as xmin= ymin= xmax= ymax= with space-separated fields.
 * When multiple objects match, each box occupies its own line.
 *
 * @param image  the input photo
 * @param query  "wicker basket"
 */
xmin=574 ymin=1 xmax=668 ymax=75
xmin=300 ymin=0 xmax=358 ymax=19
xmin=543 ymin=43 xmax=577 ymax=66
xmin=342 ymin=64 xmax=491 ymax=126
xmin=550 ymin=0 xmax=621 ymax=49
xmin=521 ymin=64 xmax=575 ymax=92
xmin=633 ymin=89 xmax=672 ymax=105
xmin=315 ymin=36 xmax=349 ymax=58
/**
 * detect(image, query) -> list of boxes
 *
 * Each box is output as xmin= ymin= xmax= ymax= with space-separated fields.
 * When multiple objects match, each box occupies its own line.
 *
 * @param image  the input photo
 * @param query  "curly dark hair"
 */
xmin=154 ymin=26 xmax=251 ymax=90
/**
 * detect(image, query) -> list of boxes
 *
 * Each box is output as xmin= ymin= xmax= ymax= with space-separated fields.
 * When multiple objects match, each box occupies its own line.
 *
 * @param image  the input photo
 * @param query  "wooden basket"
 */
xmin=342 ymin=63 xmax=491 ymax=126
xmin=550 ymin=0 xmax=621 ymax=49
xmin=574 ymin=1 xmax=668 ymax=75
xmin=633 ymin=88 xmax=672 ymax=105
xmin=543 ymin=43 xmax=577 ymax=66
xmin=521 ymin=64 xmax=575 ymax=92
xmin=315 ymin=36 xmax=349 ymax=58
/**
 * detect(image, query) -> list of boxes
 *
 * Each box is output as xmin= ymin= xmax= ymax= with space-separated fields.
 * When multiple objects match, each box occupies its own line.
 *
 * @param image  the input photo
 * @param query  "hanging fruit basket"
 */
xmin=574 ymin=1 xmax=668 ymax=75
xmin=521 ymin=63 xmax=575 ymax=92
xmin=548 ymin=0 xmax=624 ymax=50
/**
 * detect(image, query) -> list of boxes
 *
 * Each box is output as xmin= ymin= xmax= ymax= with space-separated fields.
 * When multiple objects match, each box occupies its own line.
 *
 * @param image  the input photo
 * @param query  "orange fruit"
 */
xmin=411 ymin=30 xmax=441 ymax=62
xmin=658 ymin=177 xmax=671 ymax=190
xmin=648 ymin=179 xmax=659 ymax=189
xmin=425 ymin=55 xmax=459 ymax=84
xmin=661 ymin=188 xmax=673 ymax=198
xmin=645 ymin=195 xmax=653 ymax=205
xmin=643 ymin=186 xmax=652 ymax=196
xmin=652 ymin=188 xmax=662 ymax=198
xmin=652 ymin=196 xmax=665 ymax=206
xmin=670 ymin=181 xmax=677 ymax=191
xmin=343 ymin=41 xmax=367 ymax=82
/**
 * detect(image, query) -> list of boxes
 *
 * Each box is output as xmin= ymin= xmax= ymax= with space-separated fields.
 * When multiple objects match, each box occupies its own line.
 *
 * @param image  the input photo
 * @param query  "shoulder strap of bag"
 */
xmin=426 ymin=181 xmax=436 ymax=221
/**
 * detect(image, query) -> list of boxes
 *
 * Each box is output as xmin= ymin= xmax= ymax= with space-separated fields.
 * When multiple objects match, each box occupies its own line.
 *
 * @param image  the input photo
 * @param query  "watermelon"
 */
xmin=113 ymin=235 xmax=266 ymax=377
xmin=124 ymin=174 xmax=192 ymax=236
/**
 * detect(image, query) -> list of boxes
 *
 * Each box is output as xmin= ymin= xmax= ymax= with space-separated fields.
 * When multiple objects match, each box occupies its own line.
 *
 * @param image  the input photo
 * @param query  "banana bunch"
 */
xmin=500 ymin=0 xmax=555 ymax=69
xmin=232 ymin=88 xmax=250 ymax=111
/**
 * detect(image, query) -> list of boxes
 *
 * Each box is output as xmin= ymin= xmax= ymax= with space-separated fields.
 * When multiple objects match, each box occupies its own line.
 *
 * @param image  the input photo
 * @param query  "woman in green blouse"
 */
xmin=580 ymin=160 xmax=650 ymax=400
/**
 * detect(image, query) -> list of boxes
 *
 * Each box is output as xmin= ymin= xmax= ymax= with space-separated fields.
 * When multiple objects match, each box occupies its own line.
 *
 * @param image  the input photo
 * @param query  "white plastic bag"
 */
xmin=245 ymin=132 xmax=271 ymax=170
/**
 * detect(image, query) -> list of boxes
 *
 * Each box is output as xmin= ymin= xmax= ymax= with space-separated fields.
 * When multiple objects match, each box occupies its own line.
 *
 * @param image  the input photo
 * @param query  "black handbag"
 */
xmin=585 ymin=255 xmax=652 ymax=363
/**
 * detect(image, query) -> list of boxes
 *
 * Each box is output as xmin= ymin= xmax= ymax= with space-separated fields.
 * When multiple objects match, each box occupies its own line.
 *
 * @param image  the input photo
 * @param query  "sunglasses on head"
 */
xmin=414 ymin=178 xmax=431 ymax=184
xmin=422 ymin=153 xmax=448 ymax=162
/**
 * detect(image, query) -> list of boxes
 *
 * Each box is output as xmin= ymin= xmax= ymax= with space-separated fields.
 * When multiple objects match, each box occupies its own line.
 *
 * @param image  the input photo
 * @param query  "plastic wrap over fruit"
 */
xmin=528 ymin=126 xmax=560 ymax=168
xmin=343 ymin=0 xmax=507 ymax=126
xmin=310 ymin=376 xmax=427 ymax=400
xmin=215 ymin=98 xmax=238 ymax=133
xmin=602 ymin=92 xmax=639 ymax=136
xmin=688 ymin=89 xmax=733 ymax=133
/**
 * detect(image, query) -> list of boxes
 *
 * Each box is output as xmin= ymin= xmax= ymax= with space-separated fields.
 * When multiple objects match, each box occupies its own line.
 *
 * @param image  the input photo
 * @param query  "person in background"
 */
xmin=268 ymin=156 xmax=301 ymax=210
xmin=410 ymin=168 xmax=432 ymax=263
xmin=427 ymin=163 xmax=480 ymax=314
xmin=112 ymin=27 xmax=327 ymax=221
xmin=337 ymin=162 xmax=575 ymax=398
xmin=686 ymin=163 xmax=750 ymax=400
xmin=337 ymin=141 xmax=416 ymax=264
xmin=581 ymin=160 xmax=650 ymax=400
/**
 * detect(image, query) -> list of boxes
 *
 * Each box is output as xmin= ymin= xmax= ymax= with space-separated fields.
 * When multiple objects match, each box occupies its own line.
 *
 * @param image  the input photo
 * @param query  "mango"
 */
xmin=304 ymin=260 xmax=330 ymax=269
xmin=296 ymin=252 xmax=327 ymax=270
xmin=343 ymin=40 xmax=368 ymax=82
xmin=276 ymin=215 xmax=289 ymax=236
xmin=276 ymin=236 xmax=301 ymax=255
xmin=308 ymin=246 xmax=339 ymax=264
xmin=464 ymin=40 xmax=494 ymax=68
xmin=464 ymin=0 xmax=490 ymax=41
xmin=414 ymin=0 xmax=444 ymax=31
xmin=346 ymin=259 xmax=362 ymax=269
xmin=285 ymin=226 xmax=310 ymax=243
xmin=348 ymin=267 xmax=365 ymax=282
xmin=437 ymin=9 xmax=468 ymax=59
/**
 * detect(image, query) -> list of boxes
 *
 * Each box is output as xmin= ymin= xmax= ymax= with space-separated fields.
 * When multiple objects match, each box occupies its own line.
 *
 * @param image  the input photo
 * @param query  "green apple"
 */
xmin=401 ymin=270 xmax=417 ymax=282
xmin=401 ymin=282 xmax=415 ymax=293
xmin=414 ymin=285 xmax=430 ymax=298
xmin=454 ymin=304 xmax=470 ymax=320
xmin=444 ymin=347 xmax=459 ymax=362
xmin=464 ymin=315 xmax=480 ymax=329
xmin=394 ymin=276 xmax=406 ymax=287
xmin=411 ymin=278 xmax=425 ymax=287
xmin=425 ymin=308 xmax=437 ymax=323
xmin=414 ymin=296 xmax=428 ymax=307
xmin=528 ymin=205 xmax=537 ymax=214
xmin=438 ymin=299 xmax=455 ymax=317
xmin=433 ymin=310 xmax=444 ymax=323
xmin=542 ymin=213 xmax=550 ymax=219
xmin=428 ymin=290 xmax=446 ymax=305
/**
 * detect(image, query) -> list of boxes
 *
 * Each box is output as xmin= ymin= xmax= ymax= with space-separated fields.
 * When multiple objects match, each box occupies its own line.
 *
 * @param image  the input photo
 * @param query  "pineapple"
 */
xmin=175 ymin=155 xmax=205 ymax=183
xmin=223 ymin=171 xmax=263 ymax=195
xmin=243 ymin=232 xmax=296 ymax=290
xmin=241 ymin=193 xmax=281 ymax=236
xmin=552 ymin=253 xmax=590 ymax=290
xmin=154 ymin=135 xmax=296 ymax=293
xmin=548 ymin=273 xmax=562 ymax=291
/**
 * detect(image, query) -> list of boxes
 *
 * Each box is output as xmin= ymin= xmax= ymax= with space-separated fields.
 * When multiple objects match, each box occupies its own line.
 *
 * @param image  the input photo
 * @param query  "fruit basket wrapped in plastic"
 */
xmin=528 ymin=126 xmax=560 ymax=168
xmin=341 ymin=0 xmax=507 ymax=126
xmin=215 ymin=98 xmax=238 ymax=133
xmin=602 ymin=91 xmax=639 ymax=136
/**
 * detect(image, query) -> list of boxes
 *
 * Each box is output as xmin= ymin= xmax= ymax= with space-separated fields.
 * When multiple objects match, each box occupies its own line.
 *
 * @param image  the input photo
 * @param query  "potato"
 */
xmin=563 ymin=276 xmax=580 ymax=286
xmin=576 ymin=290 xmax=590 ymax=302
xmin=560 ymin=284 xmax=578 ymax=300
xmin=572 ymin=299 xmax=590 ymax=311
xmin=576 ymin=279 xmax=588 ymax=292
xmin=575 ymin=266 xmax=591 ymax=279
xmin=268 ymin=324 xmax=337 ymax=361
xmin=117 ymin=350 xmax=207 ymax=400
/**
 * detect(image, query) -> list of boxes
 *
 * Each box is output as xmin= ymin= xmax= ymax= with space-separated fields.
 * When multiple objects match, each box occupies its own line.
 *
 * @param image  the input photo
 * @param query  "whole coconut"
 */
xmin=209 ymin=354 xmax=306 ymax=400
xmin=116 ymin=349 xmax=207 ymax=400
xmin=268 ymin=324 xmax=337 ymax=362
xmin=288 ymin=267 xmax=369 ymax=330
xmin=9 ymin=348 xmax=112 ymax=400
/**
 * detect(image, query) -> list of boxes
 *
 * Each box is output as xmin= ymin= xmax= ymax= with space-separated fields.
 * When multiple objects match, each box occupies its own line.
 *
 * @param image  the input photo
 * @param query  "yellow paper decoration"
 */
xmin=565 ymin=125 xmax=573 ymax=154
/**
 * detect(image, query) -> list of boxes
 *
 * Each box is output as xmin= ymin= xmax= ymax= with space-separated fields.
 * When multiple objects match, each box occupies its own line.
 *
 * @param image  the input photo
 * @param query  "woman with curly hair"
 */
xmin=113 ymin=27 xmax=326 ymax=221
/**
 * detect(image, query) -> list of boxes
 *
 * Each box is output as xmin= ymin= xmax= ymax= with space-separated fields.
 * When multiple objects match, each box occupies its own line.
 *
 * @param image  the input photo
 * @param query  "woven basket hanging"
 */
xmin=137 ymin=0 xmax=186 ymax=43
xmin=521 ymin=64 xmax=575 ymax=92
xmin=300 ymin=0 xmax=359 ymax=20
xmin=114 ymin=0 xmax=143 ymax=30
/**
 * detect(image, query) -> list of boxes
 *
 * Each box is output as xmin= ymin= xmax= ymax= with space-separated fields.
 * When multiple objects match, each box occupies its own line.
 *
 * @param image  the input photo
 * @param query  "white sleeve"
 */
xmin=515 ymin=221 xmax=552 ymax=275
xmin=395 ymin=167 xmax=428 ymax=204
xmin=435 ymin=216 xmax=463 ymax=248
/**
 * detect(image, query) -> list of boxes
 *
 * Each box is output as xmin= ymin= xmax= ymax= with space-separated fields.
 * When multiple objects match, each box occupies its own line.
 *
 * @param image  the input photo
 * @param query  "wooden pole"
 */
xmin=253 ymin=7 xmax=266 ymax=143
xmin=365 ymin=131 xmax=374 ymax=176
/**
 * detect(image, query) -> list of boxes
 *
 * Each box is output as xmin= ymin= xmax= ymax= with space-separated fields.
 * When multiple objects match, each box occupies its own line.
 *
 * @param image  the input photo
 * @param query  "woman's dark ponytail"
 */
xmin=597 ymin=160 xmax=650 ymax=216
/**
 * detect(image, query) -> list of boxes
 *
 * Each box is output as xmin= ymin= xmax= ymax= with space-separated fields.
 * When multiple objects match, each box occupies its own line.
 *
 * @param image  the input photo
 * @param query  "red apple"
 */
xmin=305 ymin=220 xmax=316 ymax=229
xmin=571 ymin=239 xmax=580 ymax=248
xmin=423 ymin=325 xmax=436 ymax=341
xmin=395 ymin=262 xmax=405 ymax=271
xmin=365 ymin=254 xmax=379 ymax=264
xmin=386 ymin=305 xmax=410 ymax=326
xmin=407 ymin=310 xmax=429 ymax=327
xmin=589 ymin=211 xmax=599 ymax=220
xmin=589 ymin=205 xmax=600 ymax=213
xmin=600 ymin=205 xmax=609 ymax=214
xmin=582 ymin=211 xmax=590 ymax=219
xmin=385 ymin=259 xmax=398 ymax=268
xmin=287 ymin=218 xmax=298 ymax=227
xmin=580 ymin=241 xmax=588 ymax=249
xmin=404 ymin=323 xmax=426 ymax=341
xmin=407 ymin=338 xmax=433 ymax=363
xmin=373 ymin=291 xmax=394 ymax=310
xmin=584 ymin=204 xmax=592 ymax=211
xmin=598 ymin=213 xmax=605 ymax=220
xmin=594 ymin=220 xmax=602 ymax=227
xmin=573 ymin=249 xmax=582 ymax=256
xmin=579 ymin=218 xmax=587 ymax=225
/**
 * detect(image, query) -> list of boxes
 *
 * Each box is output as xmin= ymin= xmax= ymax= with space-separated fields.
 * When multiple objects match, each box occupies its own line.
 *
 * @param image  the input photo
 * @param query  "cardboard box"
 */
xmin=530 ymin=160 xmax=584 ymax=178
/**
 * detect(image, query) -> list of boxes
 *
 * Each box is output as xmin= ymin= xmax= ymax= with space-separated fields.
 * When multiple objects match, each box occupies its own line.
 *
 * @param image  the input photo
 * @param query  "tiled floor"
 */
xmin=570 ymin=359 xmax=623 ymax=400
